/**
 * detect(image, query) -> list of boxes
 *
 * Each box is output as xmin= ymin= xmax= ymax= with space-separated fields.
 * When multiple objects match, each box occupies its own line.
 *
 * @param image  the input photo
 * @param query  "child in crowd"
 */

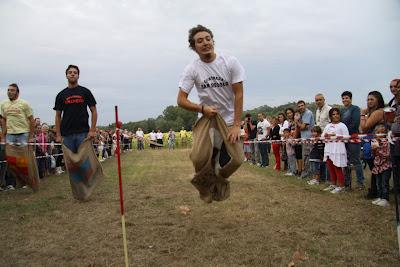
xmin=307 ymin=126 xmax=324 ymax=185
xmin=322 ymin=108 xmax=349 ymax=193
xmin=293 ymin=110 xmax=303 ymax=176
xmin=243 ymin=127 xmax=252 ymax=162
xmin=371 ymin=124 xmax=391 ymax=207
xmin=283 ymin=128 xmax=296 ymax=176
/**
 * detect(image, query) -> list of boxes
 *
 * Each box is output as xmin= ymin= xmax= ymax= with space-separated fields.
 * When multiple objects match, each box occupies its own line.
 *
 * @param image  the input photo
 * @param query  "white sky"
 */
xmin=1 ymin=0 xmax=399 ymax=125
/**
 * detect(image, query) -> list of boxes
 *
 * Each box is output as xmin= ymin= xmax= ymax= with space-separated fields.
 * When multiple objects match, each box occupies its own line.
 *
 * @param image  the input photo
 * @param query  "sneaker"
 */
xmin=372 ymin=198 xmax=382 ymax=205
xmin=6 ymin=185 xmax=15 ymax=191
xmin=307 ymin=179 xmax=320 ymax=185
xmin=22 ymin=185 xmax=28 ymax=189
xmin=323 ymin=185 xmax=336 ymax=191
xmin=256 ymin=163 xmax=261 ymax=167
xmin=355 ymin=184 xmax=365 ymax=191
xmin=376 ymin=199 xmax=389 ymax=207
xmin=331 ymin=186 xmax=345 ymax=194
xmin=285 ymin=172 xmax=294 ymax=176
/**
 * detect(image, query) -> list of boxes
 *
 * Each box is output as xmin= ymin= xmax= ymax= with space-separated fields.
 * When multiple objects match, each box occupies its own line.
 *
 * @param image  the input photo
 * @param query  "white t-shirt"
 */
xmin=178 ymin=54 xmax=245 ymax=125
xmin=149 ymin=132 xmax=157 ymax=141
xmin=156 ymin=132 xmax=163 ymax=139
xmin=257 ymin=120 xmax=271 ymax=141
xmin=278 ymin=120 xmax=289 ymax=136
xmin=136 ymin=130 xmax=144 ymax=138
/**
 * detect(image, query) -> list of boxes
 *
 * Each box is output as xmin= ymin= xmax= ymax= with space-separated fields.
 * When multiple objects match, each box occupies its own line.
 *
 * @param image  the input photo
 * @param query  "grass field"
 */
xmin=0 ymin=149 xmax=399 ymax=266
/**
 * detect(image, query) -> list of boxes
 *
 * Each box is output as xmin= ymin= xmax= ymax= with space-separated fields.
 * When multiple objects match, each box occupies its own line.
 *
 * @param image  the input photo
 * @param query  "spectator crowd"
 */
xmin=242 ymin=78 xmax=400 ymax=207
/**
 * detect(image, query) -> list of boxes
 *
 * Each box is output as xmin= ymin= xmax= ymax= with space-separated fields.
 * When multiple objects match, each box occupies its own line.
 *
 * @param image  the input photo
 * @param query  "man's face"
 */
xmin=390 ymin=80 xmax=399 ymax=96
xmin=315 ymin=95 xmax=325 ymax=108
xmin=341 ymin=96 xmax=352 ymax=107
xmin=257 ymin=114 xmax=263 ymax=121
xmin=7 ymin=86 xmax=19 ymax=100
xmin=193 ymin=31 xmax=214 ymax=57
xmin=297 ymin=103 xmax=305 ymax=113
xmin=66 ymin=67 xmax=79 ymax=84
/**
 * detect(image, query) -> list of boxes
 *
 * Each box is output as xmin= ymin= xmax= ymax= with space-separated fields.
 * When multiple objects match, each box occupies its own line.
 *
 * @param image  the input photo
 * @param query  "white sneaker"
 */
xmin=285 ymin=172 xmax=294 ymax=176
xmin=372 ymin=198 xmax=382 ymax=205
xmin=323 ymin=185 xmax=336 ymax=191
xmin=331 ymin=186 xmax=345 ymax=194
xmin=6 ymin=185 xmax=15 ymax=191
xmin=376 ymin=199 xmax=389 ymax=207
xmin=307 ymin=179 xmax=319 ymax=185
xmin=256 ymin=163 xmax=261 ymax=167
xmin=22 ymin=185 xmax=28 ymax=189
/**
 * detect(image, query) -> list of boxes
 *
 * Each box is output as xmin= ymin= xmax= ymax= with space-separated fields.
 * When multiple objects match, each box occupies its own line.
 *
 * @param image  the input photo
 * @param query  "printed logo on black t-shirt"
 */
xmin=65 ymin=95 xmax=85 ymax=105
xmin=201 ymin=76 xmax=229 ymax=89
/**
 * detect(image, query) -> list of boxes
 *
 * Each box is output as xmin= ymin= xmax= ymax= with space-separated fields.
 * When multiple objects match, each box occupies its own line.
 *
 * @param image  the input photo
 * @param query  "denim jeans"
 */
xmin=258 ymin=142 xmax=269 ymax=167
xmin=287 ymin=155 xmax=296 ymax=174
xmin=344 ymin=143 xmax=365 ymax=187
xmin=310 ymin=161 xmax=321 ymax=176
xmin=63 ymin=132 xmax=87 ymax=153
xmin=376 ymin=169 xmax=391 ymax=200
xmin=6 ymin=133 xmax=29 ymax=145
xmin=365 ymin=158 xmax=377 ymax=194
xmin=301 ymin=144 xmax=312 ymax=178
xmin=320 ymin=162 xmax=329 ymax=182
xmin=391 ymin=144 xmax=400 ymax=193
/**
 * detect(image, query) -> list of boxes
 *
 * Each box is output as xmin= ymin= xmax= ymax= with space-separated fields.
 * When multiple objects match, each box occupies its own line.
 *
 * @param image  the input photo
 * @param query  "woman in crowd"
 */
xmin=270 ymin=116 xmax=281 ymax=171
xmin=285 ymin=108 xmax=302 ymax=175
xmin=359 ymin=91 xmax=385 ymax=199
xmin=323 ymin=108 xmax=349 ymax=194
xmin=278 ymin=112 xmax=289 ymax=170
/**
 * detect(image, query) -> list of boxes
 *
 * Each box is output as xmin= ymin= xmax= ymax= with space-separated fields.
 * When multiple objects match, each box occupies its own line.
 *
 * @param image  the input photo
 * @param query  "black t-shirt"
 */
xmin=53 ymin=85 xmax=97 ymax=136
xmin=310 ymin=141 xmax=325 ymax=161
xmin=246 ymin=120 xmax=257 ymax=139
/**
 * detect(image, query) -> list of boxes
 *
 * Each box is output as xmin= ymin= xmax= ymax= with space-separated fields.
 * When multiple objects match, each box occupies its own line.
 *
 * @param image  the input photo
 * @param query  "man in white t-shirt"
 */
xmin=177 ymin=24 xmax=245 ymax=143
xmin=149 ymin=130 xmax=157 ymax=149
xmin=135 ymin=127 xmax=144 ymax=150
xmin=257 ymin=113 xmax=270 ymax=167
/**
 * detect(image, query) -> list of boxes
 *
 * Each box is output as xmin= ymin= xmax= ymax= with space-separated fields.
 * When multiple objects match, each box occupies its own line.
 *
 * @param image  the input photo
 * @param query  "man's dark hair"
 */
xmin=188 ymin=25 xmax=214 ymax=50
xmin=245 ymin=113 xmax=252 ymax=118
xmin=283 ymin=128 xmax=290 ymax=133
xmin=341 ymin=91 xmax=352 ymax=99
xmin=368 ymin=91 xmax=385 ymax=109
xmin=65 ymin=64 xmax=80 ymax=75
xmin=9 ymin=83 xmax=19 ymax=93
xmin=297 ymin=100 xmax=305 ymax=105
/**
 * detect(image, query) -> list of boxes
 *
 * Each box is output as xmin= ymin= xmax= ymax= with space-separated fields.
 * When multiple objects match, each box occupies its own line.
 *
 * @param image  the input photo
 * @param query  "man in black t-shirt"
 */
xmin=54 ymin=65 xmax=97 ymax=153
xmin=245 ymin=113 xmax=258 ymax=164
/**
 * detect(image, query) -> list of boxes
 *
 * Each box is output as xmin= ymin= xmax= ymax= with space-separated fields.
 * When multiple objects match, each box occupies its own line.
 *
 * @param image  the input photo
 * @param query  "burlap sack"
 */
xmin=190 ymin=114 xmax=244 ymax=203
xmin=6 ymin=144 xmax=40 ymax=191
xmin=62 ymin=138 xmax=104 ymax=201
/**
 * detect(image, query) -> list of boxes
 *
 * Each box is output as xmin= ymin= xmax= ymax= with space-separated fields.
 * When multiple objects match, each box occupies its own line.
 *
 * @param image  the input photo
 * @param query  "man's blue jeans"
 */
xmin=258 ymin=142 xmax=269 ymax=167
xmin=63 ymin=133 xmax=87 ymax=154
xmin=344 ymin=143 xmax=365 ymax=187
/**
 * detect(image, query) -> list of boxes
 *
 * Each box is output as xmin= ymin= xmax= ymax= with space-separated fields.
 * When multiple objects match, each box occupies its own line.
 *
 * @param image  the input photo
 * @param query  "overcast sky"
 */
xmin=1 ymin=0 xmax=399 ymax=125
